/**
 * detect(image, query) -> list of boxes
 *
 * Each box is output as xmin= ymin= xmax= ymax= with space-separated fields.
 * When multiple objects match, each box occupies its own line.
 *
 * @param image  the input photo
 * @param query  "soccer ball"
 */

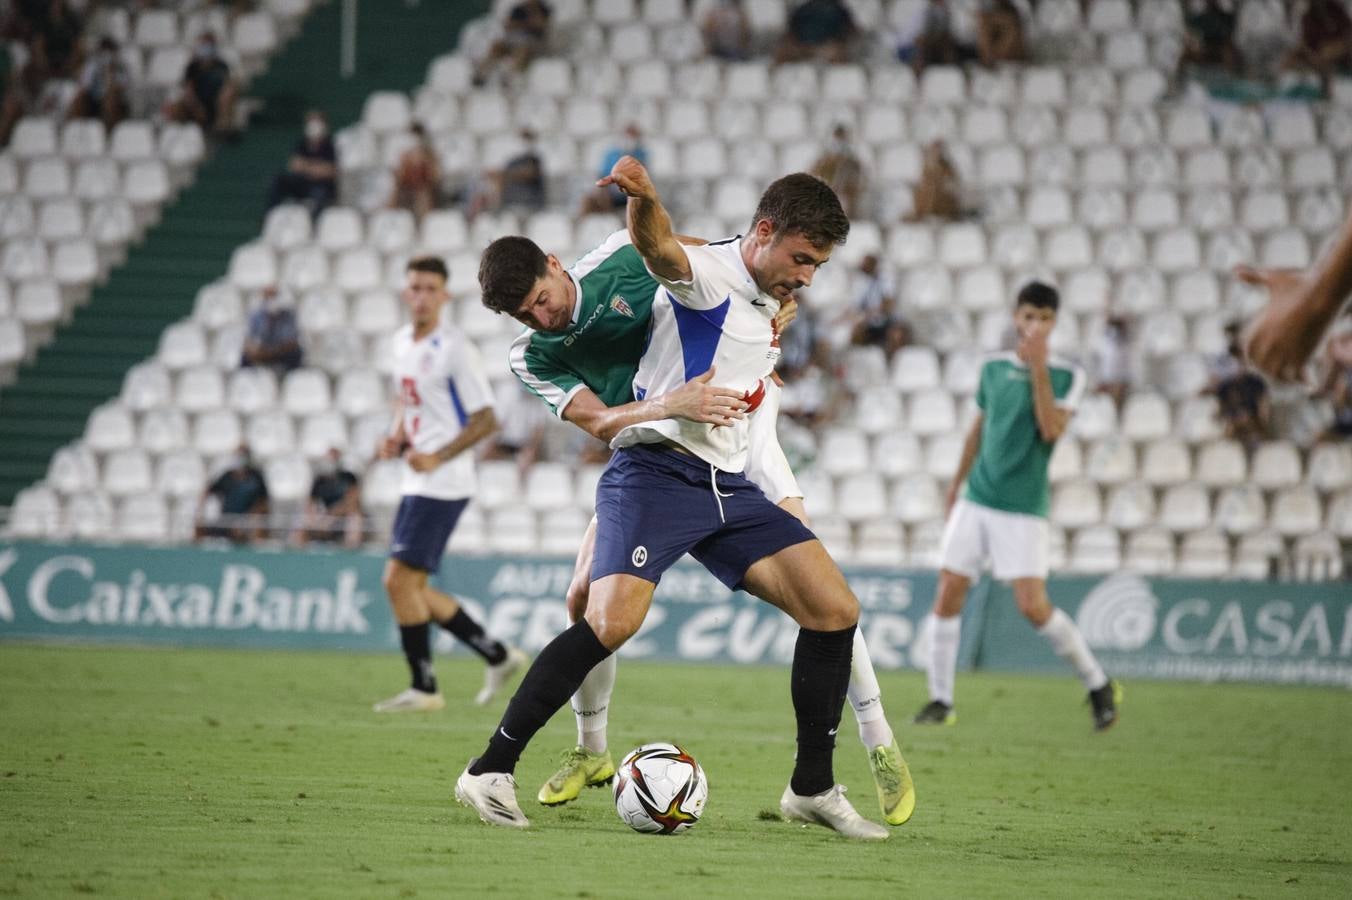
xmin=613 ymin=742 xmax=708 ymax=835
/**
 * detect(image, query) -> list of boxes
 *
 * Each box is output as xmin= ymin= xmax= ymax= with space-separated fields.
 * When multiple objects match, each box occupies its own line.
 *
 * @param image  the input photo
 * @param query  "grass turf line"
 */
xmin=1 ymin=644 xmax=1350 ymax=899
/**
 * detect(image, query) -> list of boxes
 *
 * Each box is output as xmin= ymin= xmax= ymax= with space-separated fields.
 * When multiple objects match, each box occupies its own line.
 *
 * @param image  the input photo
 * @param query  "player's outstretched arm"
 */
xmin=598 ymin=154 xmax=691 ymax=283
xmin=1237 ymin=201 xmax=1352 ymax=383
xmin=562 ymin=368 xmax=748 ymax=444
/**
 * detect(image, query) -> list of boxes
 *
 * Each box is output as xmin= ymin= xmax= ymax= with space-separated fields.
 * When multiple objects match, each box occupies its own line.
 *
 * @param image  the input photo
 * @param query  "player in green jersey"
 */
xmin=913 ymin=282 xmax=1120 ymax=732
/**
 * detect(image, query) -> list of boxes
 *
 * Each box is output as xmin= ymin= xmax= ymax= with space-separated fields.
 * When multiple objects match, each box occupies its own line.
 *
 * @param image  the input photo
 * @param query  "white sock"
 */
xmin=847 ymin=628 xmax=894 ymax=749
xmin=572 ymin=652 xmax=616 ymax=754
xmin=1039 ymin=608 xmax=1108 ymax=691
xmin=928 ymin=614 xmax=961 ymax=707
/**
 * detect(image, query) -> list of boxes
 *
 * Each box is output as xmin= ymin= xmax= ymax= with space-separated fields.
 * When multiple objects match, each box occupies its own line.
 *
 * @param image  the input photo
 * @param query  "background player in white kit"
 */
xmin=373 ymin=256 xmax=525 ymax=713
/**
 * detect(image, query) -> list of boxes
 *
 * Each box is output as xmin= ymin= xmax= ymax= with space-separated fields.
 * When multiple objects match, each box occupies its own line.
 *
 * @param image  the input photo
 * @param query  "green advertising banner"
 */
xmin=2 ymin=541 xmax=1347 ymax=687
xmin=0 ymin=541 xmax=938 ymax=670
xmin=978 ymin=574 xmax=1352 ymax=688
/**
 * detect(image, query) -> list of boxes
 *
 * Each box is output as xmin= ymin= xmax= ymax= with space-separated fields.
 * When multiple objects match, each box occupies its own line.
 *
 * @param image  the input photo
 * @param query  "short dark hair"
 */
xmin=406 ymin=255 xmax=448 ymax=281
xmin=1015 ymin=281 xmax=1060 ymax=312
xmin=750 ymin=173 xmax=850 ymax=248
xmin=479 ymin=236 xmax=549 ymax=315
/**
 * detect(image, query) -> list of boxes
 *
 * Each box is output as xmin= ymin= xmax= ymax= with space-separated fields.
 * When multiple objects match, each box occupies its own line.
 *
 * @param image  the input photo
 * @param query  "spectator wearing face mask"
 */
xmin=241 ymin=285 xmax=303 ymax=374
xmin=267 ymin=109 xmax=338 ymax=216
xmin=576 ymin=123 xmax=647 ymax=218
xmin=67 ymin=36 xmax=130 ymax=132
xmin=196 ymin=444 xmax=270 ymax=544
xmin=167 ymin=30 xmax=239 ymax=135
xmin=292 ymin=448 xmax=365 ymax=549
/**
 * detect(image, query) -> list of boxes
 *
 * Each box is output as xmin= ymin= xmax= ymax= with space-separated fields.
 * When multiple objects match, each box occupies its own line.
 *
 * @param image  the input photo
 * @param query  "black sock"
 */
xmin=469 ymin=621 xmax=612 ymax=776
xmin=789 ymin=624 xmax=856 ymax=798
xmin=399 ymin=623 xmax=436 ymax=693
xmin=439 ymin=608 xmax=508 ymax=665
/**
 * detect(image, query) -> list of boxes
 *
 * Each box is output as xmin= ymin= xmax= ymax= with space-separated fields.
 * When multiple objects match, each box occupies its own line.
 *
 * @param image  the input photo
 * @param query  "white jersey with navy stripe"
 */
xmin=390 ymin=322 xmax=495 ymax=500
xmin=613 ymin=236 xmax=781 ymax=472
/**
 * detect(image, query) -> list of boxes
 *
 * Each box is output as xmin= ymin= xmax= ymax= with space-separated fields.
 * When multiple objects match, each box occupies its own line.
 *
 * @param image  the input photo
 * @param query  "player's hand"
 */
xmin=1016 ymin=329 xmax=1049 ymax=367
xmin=596 ymin=154 xmax=658 ymax=202
xmin=377 ymin=435 xmax=403 ymax=460
xmin=660 ymin=367 xmax=748 ymax=426
xmin=773 ymin=297 xmax=798 ymax=333
xmin=405 ymin=451 xmax=442 ymax=473
xmin=769 ymin=370 xmax=784 ymax=388
xmin=944 ymin=483 xmax=960 ymax=518
xmin=1235 ymin=265 xmax=1325 ymax=385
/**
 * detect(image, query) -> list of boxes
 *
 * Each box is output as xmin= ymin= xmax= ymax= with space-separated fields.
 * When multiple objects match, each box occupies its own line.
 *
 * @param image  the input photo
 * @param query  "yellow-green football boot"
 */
xmin=867 ymin=739 xmax=916 ymax=826
xmin=537 ymin=746 xmax=616 ymax=806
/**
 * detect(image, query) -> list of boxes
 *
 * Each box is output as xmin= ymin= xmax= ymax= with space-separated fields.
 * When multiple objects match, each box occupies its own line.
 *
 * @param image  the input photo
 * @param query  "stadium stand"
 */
xmin=1 ymin=0 xmax=1348 ymax=582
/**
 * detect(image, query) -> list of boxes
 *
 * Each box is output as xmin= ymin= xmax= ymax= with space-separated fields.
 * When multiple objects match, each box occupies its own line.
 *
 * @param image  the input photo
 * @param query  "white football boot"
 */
xmin=779 ymin=783 xmax=890 ymax=841
xmin=372 ymin=688 xmax=445 ymax=713
xmin=455 ymin=764 xmax=530 ymax=829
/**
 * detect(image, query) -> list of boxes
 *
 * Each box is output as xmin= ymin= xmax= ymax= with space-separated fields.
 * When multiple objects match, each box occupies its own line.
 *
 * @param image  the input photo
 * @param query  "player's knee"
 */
xmin=583 ymin=607 xmax=641 ymax=651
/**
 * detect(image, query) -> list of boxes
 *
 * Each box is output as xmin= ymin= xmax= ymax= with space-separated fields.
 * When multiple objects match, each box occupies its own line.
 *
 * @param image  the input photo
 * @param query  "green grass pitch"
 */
xmin=2 ymin=643 xmax=1350 ymax=899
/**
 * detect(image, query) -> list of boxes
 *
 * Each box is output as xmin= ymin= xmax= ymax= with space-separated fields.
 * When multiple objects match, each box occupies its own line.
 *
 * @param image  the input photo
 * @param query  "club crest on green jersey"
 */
xmin=610 ymin=295 xmax=634 ymax=318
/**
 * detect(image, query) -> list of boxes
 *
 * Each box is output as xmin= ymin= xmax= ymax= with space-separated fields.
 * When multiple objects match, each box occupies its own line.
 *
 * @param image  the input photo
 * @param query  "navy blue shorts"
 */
xmin=389 ymin=495 xmax=469 ymax=573
xmin=592 ymin=444 xmax=816 ymax=590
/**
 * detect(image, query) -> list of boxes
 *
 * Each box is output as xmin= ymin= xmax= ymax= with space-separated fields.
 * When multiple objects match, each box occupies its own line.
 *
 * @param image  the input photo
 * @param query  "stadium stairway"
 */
xmin=0 ymin=0 xmax=491 ymax=505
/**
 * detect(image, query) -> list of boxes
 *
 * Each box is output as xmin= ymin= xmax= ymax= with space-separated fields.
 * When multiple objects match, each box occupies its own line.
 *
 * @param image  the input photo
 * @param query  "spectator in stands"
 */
xmin=30 ymin=0 xmax=83 ymax=81
xmin=906 ymin=140 xmax=963 ymax=222
xmin=1317 ymin=316 xmax=1352 ymax=441
xmin=847 ymin=254 xmax=910 ymax=360
xmin=702 ymin=0 xmax=753 ymax=62
xmin=809 ymin=124 xmax=865 ymax=219
xmin=67 ymin=37 xmax=129 ymax=132
xmin=472 ymin=0 xmax=552 ymax=87
xmin=896 ymin=0 xmax=961 ymax=74
xmin=388 ymin=122 xmax=442 ymax=220
xmin=0 ymin=0 xmax=80 ymax=145
xmin=779 ymin=340 xmax=844 ymax=428
xmin=1282 ymin=0 xmax=1352 ymax=97
xmin=167 ymin=30 xmax=240 ymax=136
xmin=465 ymin=128 xmax=545 ymax=221
xmin=266 ymin=109 xmax=338 ymax=218
xmin=1208 ymin=322 xmax=1271 ymax=448
xmin=1091 ymin=315 xmax=1133 ymax=410
xmin=774 ymin=0 xmax=857 ymax=64
xmin=240 ymin=285 xmax=303 ymax=374
xmin=1174 ymin=0 xmax=1241 ymax=85
xmin=196 ymin=444 xmax=270 ymax=544
xmin=975 ymin=0 xmax=1025 ymax=67
xmin=577 ymin=123 xmax=646 ymax=218
xmin=291 ymin=448 xmax=364 ymax=549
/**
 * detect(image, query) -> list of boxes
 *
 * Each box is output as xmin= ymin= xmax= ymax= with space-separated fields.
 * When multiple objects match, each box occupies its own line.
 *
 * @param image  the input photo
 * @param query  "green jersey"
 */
xmin=963 ymin=351 xmax=1086 ymax=518
xmin=509 ymin=230 xmax=659 ymax=417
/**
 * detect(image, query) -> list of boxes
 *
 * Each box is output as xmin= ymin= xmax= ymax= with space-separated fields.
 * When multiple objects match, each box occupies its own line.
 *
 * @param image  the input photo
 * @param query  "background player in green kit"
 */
xmin=914 ymin=282 xmax=1120 ymax=732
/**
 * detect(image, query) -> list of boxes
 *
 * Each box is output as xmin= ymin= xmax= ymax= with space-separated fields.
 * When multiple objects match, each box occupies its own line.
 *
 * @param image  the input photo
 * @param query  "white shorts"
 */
xmin=938 ymin=498 xmax=1049 ymax=581
xmin=742 ymin=378 xmax=801 ymax=504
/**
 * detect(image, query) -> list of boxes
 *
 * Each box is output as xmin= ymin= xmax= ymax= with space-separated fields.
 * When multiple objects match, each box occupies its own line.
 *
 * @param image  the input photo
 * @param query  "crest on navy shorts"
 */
xmin=610 ymin=295 xmax=634 ymax=318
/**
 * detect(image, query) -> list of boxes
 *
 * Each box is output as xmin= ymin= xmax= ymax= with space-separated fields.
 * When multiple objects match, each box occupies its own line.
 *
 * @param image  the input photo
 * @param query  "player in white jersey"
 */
xmin=457 ymin=159 xmax=896 ymax=840
xmin=372 ymin=256 xmax=525 ymax=713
